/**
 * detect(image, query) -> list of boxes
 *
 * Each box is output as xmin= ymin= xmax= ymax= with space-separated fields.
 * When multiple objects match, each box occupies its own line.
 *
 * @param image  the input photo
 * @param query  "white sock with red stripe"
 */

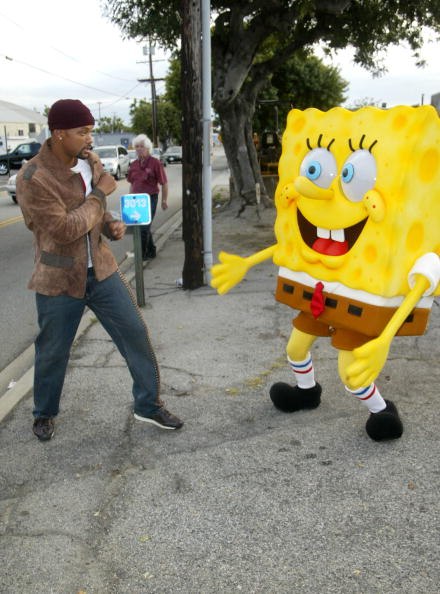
xmin=345 ymin=383 xmax=386 ymax=413
xmin=288 ymin=353 xmax=316 ymax=389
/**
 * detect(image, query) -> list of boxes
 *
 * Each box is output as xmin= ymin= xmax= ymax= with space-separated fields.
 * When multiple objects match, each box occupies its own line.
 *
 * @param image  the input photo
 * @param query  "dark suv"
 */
xmin=0 ymin=142 xmax=41 ymax=175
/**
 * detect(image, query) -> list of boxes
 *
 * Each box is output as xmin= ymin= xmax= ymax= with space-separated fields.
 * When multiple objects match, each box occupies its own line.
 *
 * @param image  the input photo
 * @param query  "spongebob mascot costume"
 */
xmin=211 ymin=106 xmax=440 ymax=441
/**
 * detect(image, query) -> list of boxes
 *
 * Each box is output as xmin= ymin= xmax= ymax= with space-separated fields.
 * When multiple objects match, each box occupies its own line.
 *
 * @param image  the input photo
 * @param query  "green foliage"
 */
xmin=254 ymin=52 xmax=347 ymax=132
xmin=94 ymin=115 xmax=130 ymax=133
xmin=103 ymin=1 xmax=440 ymax=78
xmin=164 ymin=56 xmax=182 ymax=110
xmin=346 ymin=97 xmax=385 ymax=109
xmin=129 ymin=97 xmax=181 ymax=145
xmin=104 ymin=0 xmax=440 ymax=196
xmin=129 ymin=54 xmax=182 ymax=145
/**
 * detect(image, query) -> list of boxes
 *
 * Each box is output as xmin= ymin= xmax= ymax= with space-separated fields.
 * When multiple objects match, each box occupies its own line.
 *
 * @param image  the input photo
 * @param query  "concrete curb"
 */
xmin=0 ymin=210 xmax=182 ymax=423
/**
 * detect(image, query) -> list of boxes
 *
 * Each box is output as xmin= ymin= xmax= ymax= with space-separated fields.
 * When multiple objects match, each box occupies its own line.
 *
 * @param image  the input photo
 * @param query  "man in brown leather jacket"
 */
xmin=17 ymin=99 xmax=183 ymax=441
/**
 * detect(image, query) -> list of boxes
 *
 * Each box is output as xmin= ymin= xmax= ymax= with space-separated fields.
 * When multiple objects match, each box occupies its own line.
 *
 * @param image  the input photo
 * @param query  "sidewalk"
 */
xmin=1 ymin=194 xmax=439 ymax=593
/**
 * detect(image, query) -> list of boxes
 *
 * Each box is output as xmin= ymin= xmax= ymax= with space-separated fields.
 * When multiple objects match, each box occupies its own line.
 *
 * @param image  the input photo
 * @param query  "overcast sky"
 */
xmin=1 ymin=0 xmax=440 ymax=124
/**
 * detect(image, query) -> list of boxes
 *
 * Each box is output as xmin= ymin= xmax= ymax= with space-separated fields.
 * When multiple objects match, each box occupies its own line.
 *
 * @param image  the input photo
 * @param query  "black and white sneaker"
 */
xmin=134 ymin=407 xmax=183 ymax=430
xmin=33 ymin=417 xmax=55 ymax=441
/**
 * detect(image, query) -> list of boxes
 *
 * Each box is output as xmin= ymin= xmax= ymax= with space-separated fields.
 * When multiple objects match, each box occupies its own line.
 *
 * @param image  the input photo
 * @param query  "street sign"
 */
xmin=120 ymin=193 xmax=152 ymax=225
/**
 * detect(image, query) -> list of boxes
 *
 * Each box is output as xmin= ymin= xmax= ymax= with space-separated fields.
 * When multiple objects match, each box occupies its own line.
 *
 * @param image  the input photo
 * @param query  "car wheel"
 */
xmin=12 ymin=195 xmax=17 ymax=204
xmin=0 ymin=161 xmax=9 ymax=175
xmin=114 ymin=166 xmax=120 ymax=181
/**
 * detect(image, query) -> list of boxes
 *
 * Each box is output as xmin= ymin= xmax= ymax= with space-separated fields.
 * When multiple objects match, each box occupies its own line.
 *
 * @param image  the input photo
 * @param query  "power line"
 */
xmin=1 ymin=52 xmax=139 ymax=100
xmin=0 ymin=10 xmax=135 ymax=82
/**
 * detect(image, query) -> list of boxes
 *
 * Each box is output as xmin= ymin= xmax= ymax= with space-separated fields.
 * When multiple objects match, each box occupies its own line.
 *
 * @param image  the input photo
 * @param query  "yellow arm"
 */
xmin=211 ymin=244 xmax=277 ymax=295
xmin=346 ymin=274 xmax=431 ymax=389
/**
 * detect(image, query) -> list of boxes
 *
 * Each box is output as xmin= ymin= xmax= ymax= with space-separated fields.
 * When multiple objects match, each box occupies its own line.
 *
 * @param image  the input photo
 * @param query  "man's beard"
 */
xmin=77 ymin=146 xmax=91 ymax=159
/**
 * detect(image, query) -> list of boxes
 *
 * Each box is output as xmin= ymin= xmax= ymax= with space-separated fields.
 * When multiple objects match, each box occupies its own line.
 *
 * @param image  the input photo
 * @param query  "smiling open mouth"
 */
xmin=297 ymin=209 xmax=368 ymax=256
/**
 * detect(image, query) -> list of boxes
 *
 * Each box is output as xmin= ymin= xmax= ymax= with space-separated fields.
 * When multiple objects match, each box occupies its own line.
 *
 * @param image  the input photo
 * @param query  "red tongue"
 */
xmin=312 ymin=238 xmax=348 ymax=256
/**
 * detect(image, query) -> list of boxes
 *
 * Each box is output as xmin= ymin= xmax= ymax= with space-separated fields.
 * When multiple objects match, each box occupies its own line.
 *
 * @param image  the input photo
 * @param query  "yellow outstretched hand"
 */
xmin=211 ymin=251 xmax=251 ymax=295
xmin=211 ymin=245 xmax=277 ymax=295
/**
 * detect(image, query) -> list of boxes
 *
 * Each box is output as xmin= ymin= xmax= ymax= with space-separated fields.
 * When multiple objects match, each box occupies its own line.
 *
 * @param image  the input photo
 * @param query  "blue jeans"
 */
xmin=141 ymin=193 xmax=158 ymax=257
xmin=33 ymin=269 xmax=161 ymax=419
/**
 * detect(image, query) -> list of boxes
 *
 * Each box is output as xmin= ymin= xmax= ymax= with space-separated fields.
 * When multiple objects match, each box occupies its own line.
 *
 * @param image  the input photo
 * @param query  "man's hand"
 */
xmin=108 ymin=221 xmax=126 ymax=241
xmin=161 ymin=198 xmax=168 ymax=211
xmin=96 ymin=173 xmax=117 ymax=196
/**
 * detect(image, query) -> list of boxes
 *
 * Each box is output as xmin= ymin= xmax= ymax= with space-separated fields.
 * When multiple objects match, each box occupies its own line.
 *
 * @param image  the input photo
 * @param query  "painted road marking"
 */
xmin=0 ymin=215 xmax=23 ymax=229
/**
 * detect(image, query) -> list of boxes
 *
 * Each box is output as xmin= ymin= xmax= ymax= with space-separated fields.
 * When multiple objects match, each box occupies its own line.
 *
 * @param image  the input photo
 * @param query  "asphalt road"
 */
xmin=0 ymin=164 xmax=183 ymax=373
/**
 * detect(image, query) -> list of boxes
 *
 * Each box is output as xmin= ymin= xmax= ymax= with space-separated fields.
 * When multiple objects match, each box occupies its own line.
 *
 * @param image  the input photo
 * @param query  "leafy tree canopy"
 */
xmin=104 ymin=0 xmax=440 ymax=204
xmin=94 ymin=115 xmax=130 ymax=133
xmin=104 ymin=1 xmax=440 ymax=77
xmin=130 ymin=97 xmax=181 ymax=146
xmin=254 ymin=51 xmax=347 ymax=133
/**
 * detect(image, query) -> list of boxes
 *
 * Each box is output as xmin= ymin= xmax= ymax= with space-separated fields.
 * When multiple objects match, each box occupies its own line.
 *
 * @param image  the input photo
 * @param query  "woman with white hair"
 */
xmin=127 ymin=134 xmax=168 ymax=260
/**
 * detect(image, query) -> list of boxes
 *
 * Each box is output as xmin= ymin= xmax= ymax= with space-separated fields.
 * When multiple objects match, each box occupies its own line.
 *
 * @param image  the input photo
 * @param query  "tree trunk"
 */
xmin=181 ymin=0 xmax=204 ymax=289
xmin=217 ymin=95 xmax=271 ymax=210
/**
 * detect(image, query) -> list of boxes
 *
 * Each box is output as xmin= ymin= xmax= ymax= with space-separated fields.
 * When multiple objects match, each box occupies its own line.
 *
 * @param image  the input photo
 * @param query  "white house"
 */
xmin=0 ymin=100 xmax=48 ymax=151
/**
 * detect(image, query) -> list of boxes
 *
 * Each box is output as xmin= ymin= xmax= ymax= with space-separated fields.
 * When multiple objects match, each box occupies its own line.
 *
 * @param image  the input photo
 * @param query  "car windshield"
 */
xmin=167 ymin=147 xmax=181 ymax=154
xmin=95 ymin=148 xmax=117 ymax=158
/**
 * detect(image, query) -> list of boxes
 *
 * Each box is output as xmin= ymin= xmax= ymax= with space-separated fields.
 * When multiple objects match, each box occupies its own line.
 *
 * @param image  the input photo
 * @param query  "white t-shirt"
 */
xmin=71 ymin=158 xmax=93 ymax=268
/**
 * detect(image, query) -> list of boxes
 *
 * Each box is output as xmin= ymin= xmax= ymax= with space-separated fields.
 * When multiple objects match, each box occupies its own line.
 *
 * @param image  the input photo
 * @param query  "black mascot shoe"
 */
xmin=269 ymin=382 xmax=322 ymax=413
xmin=365 ymin=399 xmax=403 ymax=441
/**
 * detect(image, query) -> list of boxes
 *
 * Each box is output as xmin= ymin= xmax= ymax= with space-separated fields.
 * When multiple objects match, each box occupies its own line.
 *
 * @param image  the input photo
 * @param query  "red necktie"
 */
xmin=310 ymin=281 xmax=325 ymax=319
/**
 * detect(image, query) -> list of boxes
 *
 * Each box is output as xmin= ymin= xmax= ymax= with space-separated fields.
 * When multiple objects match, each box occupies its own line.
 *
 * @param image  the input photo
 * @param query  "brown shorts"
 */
xmin=293 ymin=311 xmax=371 ymax=350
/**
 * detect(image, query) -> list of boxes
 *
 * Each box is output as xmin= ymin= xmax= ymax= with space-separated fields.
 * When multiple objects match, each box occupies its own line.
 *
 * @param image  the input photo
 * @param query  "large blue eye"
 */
xmin=299 ymin=148 xmax=337 ymax=189
xmin=340 ymin=150 xmax=377 ymax=202
xmin=341 ymin=163 xmax=354 ymax=183
xmin=305 ymin=160 xmax=321 ymax=180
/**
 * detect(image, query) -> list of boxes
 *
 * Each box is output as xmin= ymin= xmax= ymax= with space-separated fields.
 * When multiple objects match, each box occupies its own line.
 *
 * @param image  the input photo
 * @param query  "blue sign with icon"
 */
xmin=120 ymin=193 xmax=152 ymax=225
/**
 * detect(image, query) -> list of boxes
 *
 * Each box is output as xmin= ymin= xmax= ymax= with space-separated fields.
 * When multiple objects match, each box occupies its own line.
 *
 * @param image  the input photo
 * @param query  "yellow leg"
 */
xmin=286 ymin=327 xmax=317 ymax=361
xmin=338 ymin=349 xmax=357 ymax=389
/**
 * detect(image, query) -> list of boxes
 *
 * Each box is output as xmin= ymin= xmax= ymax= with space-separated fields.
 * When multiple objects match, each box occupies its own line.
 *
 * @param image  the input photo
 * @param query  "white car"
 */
xmin=152 ymin=147 xmax=167 ymax=166
xmin=94 ymin=145 xmax=130 ymax=180
xmin=163 ymin=146 xmax=182 ymax=164
xmin=127 ymin=149 xmax=137 ymax=165
xmin=6 ymin=173 xmax=17 ymax=203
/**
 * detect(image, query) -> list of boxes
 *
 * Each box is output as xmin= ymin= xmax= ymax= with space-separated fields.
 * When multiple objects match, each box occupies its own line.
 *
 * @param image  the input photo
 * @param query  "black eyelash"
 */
xmin=306 ymin=135 xmax=335 ymax=151
xmin=348 ymin=136 xmax=378 ymax=153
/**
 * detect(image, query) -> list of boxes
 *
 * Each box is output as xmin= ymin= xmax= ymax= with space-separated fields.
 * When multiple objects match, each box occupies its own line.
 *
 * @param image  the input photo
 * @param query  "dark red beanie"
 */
xmin=48 ymin=99 xmax=95 ymax=130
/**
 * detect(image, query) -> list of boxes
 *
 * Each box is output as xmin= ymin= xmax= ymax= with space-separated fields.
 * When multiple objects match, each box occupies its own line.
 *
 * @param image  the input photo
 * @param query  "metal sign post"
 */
xmin=132 ymin=226 xmax=145 ymax=306
xmin=120 ymin=193 xmax=152 ymax=307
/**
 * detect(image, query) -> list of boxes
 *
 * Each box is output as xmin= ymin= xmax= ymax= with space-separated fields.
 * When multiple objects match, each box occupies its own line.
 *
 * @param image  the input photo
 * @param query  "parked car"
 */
xmin=127 ymin=149 xmax=137 ymax=165
xmin=94 ymin=145 xmax=130 ymax=179
xmin=152 ymin=147 xmax=167 ymax=167
xmin=163 ymin=145 xmax=182 ymax=164
xmin=0 ymin=142 xmax=41 ymax=175
xmin=6 ymin=173 xmax=17 ymax=203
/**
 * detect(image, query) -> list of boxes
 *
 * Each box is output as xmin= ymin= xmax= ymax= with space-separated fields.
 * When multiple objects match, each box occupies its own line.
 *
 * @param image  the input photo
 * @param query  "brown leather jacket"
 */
xmin=17 ymin=139 xmax=118 ymax=298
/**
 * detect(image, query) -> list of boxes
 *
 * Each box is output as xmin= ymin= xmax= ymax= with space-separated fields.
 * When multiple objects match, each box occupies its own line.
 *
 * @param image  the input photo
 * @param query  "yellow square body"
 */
xmin=273 ymin=105 xmax=440 ymax=298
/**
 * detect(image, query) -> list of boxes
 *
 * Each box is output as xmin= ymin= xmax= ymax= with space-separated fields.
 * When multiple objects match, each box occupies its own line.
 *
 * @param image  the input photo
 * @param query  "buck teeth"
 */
xmin=316 ymin=227 xmax=345 ymax=242
xmin=317 ymin=227 xmax=330 ymax=239
xmin=331 ymin=229 xmax=345 ymax=242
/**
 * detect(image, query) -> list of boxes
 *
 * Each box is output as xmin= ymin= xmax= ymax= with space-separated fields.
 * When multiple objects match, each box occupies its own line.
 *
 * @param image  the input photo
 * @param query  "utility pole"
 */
xmin=137 ymin=40 xmax=165 ymax=147
xmin=181 ymin=0 xmax=204 ymax=289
